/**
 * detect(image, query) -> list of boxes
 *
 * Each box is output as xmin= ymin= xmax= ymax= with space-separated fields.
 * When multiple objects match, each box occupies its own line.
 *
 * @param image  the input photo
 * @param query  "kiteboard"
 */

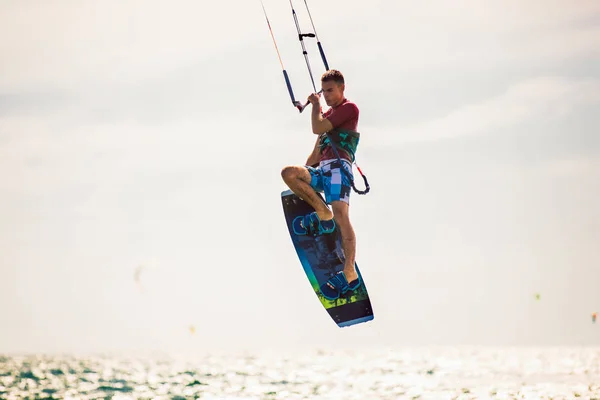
xmin=281 ymin=189 xmax=374 ymax=327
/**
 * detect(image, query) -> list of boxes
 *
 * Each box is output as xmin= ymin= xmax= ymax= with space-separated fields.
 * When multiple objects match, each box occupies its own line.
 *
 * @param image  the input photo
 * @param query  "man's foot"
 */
xmin=320 ymin=271 xmax=362 ymax=300
xmin=316 ymin=209 xmax=334 ymax=221
xmin=342 ymin=268 xmax=360 ymax=289
xmin=293 ymin=211 xmax=336 ymax=236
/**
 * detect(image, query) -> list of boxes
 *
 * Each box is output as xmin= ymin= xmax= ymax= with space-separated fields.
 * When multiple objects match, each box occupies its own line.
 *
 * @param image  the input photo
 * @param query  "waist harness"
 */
xmin=318 ymin=128 xmax=360 ymax=162
xmin=318 ymin=128 xmax=370 ymax=195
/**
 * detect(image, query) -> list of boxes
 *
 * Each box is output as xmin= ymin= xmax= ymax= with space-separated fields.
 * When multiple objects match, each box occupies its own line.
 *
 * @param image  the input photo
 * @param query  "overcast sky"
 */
xmin=1 ymin=0 xmax=600 ymax=355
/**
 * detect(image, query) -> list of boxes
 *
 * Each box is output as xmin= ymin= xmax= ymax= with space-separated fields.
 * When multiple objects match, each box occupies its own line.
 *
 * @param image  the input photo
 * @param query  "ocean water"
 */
xmin=1 ymin=347 xmax=599 ymax=400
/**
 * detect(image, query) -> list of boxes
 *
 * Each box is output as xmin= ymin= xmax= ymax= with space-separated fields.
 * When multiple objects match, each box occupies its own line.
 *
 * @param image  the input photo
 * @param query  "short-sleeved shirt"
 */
xmin=320 ymin=98 xmax=359 ymax=162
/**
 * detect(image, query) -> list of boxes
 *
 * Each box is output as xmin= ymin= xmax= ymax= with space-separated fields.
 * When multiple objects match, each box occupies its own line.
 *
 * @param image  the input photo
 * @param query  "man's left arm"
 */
xmin=311 ymin=103 xmax=333 ymax=135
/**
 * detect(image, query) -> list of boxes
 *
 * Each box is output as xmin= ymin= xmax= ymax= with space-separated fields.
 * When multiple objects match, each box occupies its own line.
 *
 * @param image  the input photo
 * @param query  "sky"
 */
xmin=1 ymin=0 xmax=600 ymax=355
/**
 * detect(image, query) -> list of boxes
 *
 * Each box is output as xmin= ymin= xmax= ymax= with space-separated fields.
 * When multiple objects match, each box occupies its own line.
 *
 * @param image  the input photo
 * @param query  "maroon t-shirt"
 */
xmin=321 ymin=98 xmax=359 ymax=162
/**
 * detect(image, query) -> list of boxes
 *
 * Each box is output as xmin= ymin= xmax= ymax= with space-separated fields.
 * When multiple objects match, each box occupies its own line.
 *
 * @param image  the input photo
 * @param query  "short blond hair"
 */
xmin=321 ymin=69 xmax=344 ymax=85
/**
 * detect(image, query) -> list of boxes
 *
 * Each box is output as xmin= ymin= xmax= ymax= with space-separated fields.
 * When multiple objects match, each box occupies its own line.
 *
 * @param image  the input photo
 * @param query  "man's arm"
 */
xmin=311 ymin=102 xmax=333 ymax=134
xmin=305 ymin=135 xmax=321 ymax=166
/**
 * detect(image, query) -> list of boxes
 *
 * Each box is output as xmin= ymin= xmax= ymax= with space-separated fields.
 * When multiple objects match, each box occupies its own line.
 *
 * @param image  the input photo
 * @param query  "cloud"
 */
xmin=530 ymin=156 xmax=600 ymax=178
xmin=0 ymin=0 xmax=264 ymax=91
xmin=338 ymin=0 xmax=600 ymax=35
xmin=375 ymin=76 xmax=600 ymax=145
xmin=330 ymin=1 xmax=600 ymax=75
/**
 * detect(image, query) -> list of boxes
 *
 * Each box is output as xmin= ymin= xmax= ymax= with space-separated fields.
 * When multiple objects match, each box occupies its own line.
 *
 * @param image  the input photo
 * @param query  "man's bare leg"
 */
xmin=331 ymin=201 xmax=358 ymax=283
xmin=281 ymin=166 xmax=333 ymax=221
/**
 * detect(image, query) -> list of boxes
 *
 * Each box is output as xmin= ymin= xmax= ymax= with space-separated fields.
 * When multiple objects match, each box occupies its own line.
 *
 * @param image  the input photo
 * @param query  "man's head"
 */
xmin=321 ymin=69 xmax=345 ymax=107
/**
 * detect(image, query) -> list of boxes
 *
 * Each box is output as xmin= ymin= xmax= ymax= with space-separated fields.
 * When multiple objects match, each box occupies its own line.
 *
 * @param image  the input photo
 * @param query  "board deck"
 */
xmin=281 ymin=189 xmax=374 ymax=327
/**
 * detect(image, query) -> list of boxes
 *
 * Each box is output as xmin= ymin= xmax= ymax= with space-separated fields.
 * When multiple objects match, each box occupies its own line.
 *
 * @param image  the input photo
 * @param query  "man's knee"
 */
xmin=281 ymin=166 xmax=296 ymax=182
xmin=281 ymin=166 xmax=310 ymax=184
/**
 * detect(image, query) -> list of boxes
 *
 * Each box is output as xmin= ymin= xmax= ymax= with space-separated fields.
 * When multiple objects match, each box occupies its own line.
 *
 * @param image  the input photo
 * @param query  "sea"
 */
xmin=1 ymin=346 xmax=599 ymax=399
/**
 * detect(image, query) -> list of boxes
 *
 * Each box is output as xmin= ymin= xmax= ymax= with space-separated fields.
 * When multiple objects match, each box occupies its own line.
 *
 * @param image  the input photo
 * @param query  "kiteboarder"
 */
xmin=281 ymin=69 xmax=362 ymax=300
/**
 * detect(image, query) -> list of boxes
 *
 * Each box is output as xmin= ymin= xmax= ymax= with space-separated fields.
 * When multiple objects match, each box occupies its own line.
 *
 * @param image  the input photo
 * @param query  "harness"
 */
xmin=320 ymin=128 xmax=370 ymax=195
xmin=318 ymin=129 xmax=360 ymax=162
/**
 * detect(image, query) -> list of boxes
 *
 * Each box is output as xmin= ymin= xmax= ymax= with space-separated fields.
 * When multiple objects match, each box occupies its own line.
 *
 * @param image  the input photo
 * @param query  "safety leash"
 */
xmin=325 ymin=132 xmax=370 ymax=195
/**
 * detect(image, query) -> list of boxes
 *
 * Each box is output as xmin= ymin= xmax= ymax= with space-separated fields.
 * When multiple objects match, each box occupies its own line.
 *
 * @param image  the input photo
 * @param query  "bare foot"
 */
xmin=343 ymin=267 xmax=358 ymax=284
xmin=327 ymin=268 xmax=359 ymax=290
xmin=316 ymin=209 xmax=334 ymax=221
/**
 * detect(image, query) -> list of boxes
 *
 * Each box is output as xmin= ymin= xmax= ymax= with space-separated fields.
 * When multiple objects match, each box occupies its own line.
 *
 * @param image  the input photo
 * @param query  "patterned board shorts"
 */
xmin=306 ymin=159 xmax=353 ymax=205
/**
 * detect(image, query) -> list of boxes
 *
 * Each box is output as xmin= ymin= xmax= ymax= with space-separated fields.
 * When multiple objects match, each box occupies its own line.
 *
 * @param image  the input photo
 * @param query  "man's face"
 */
xmin=321 ymin=80 xmax=344 ymax=107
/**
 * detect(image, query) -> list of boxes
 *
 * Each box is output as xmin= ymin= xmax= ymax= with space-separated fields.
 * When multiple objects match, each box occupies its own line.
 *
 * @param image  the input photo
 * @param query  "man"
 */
xmin=281 ymin=69 xmax=361 ymax=300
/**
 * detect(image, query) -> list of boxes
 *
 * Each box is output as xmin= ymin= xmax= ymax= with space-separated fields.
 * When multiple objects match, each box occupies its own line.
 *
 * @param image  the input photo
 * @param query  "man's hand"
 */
xmin=307 ymin=92 xmax=321 ymax=105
